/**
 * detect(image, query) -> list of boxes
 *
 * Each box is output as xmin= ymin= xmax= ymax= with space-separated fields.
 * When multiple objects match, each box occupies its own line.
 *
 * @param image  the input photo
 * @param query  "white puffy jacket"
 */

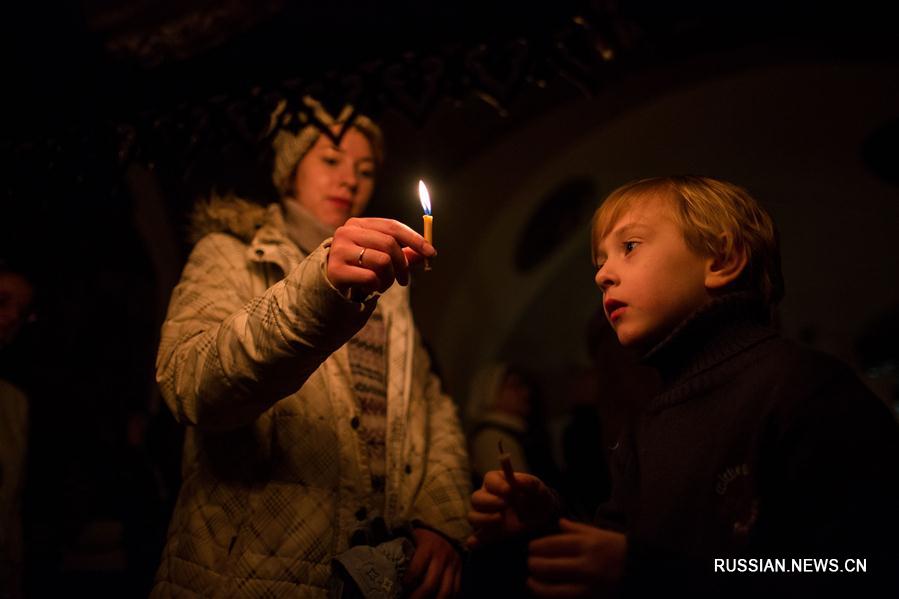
xmin=151 ymin=200 xmax=471 ymax=597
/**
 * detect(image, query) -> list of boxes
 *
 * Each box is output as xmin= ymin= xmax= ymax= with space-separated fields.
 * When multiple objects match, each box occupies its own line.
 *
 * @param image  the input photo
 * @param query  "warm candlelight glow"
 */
xmin=418 ymin=180 xmax=432 ymax=215
xmin=419 ymin=180 xmax=433 ymax=271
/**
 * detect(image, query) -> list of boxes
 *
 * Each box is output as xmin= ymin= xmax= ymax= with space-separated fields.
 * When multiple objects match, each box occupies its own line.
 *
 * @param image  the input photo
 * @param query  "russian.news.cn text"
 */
xmin=714 ymin=558 xmax=867 ymax=574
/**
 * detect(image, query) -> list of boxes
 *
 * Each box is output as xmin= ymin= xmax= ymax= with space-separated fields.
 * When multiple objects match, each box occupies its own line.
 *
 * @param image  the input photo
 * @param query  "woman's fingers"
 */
xmin=338 ymin=225 xmax=409 ymax=285
xmin=409 ymin=557 xmax=441 ymax=599
xmin=328 ymin=218 xmax=437 ymax=294
xmin=436 ymin=561 xmax=455 ymax=599
xmin=402 ymin=246 xmax=426 ymax=267
xmin=404 ymin=542 xmax=428 ymax=588
xmin=346 ymin=217 xmax=437 ymax=257
xmin=352 ymin=248 xmax=396 ymax=292
xmin=330 ymin=264 xmax=385 ymax=296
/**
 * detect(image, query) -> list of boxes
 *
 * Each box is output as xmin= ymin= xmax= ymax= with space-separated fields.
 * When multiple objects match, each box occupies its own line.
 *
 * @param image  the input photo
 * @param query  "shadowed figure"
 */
xmin=0 ymin=264 xmax=36 ymax=599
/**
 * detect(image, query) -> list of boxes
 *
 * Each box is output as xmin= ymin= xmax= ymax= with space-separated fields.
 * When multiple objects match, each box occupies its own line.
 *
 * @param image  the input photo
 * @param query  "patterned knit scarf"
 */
xmin=347 ymin=309 xmax=388 ymax=512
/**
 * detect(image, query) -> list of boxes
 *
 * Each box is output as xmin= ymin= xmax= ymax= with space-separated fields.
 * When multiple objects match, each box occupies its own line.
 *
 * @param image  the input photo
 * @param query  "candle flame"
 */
xmin=418 ymin=180 xmax=432 ymax=215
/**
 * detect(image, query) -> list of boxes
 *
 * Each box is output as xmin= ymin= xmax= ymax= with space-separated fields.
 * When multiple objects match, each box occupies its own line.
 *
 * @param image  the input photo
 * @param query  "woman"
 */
xmin=152 ymin=97 xmax=471 ymax=598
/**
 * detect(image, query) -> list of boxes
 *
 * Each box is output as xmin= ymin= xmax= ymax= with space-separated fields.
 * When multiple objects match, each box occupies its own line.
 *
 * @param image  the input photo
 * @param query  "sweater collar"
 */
xmin=642 ymin=292 xmax=776 ymax=391
xmin=281 ymin=199 xmax=335 ymax=255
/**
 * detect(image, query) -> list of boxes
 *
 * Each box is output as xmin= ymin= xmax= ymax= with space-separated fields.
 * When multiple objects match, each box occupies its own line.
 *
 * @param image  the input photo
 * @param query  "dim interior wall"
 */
xmin=415 ymin=61 xmax=899 ymax=406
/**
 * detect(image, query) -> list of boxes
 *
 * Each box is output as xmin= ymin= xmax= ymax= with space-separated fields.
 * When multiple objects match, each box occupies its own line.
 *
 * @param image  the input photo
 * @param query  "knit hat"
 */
xmin=268 ymin=96 xmax=384 ymax=198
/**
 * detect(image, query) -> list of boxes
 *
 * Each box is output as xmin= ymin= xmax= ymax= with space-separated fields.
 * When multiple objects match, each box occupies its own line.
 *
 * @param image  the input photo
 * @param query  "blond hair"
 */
xmin=592 ymin=175 xmax=784 ymax=305
xmin=269 ymin=96 xmax=384 ymax=198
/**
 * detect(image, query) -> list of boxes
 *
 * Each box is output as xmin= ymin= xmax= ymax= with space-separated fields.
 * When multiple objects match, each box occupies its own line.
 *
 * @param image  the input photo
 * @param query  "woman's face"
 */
xmin=292 ymin=126 xmax=376 ymax=228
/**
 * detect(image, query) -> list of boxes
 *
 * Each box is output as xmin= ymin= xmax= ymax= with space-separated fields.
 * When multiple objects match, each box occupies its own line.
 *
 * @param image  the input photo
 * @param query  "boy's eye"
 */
xmin=358 ymin=169 xmax=375 ymax=179
xmin=624 ymin=240 xmax=639 ymax=254
xmin=322 ymin=156 xmax=339 ymax=166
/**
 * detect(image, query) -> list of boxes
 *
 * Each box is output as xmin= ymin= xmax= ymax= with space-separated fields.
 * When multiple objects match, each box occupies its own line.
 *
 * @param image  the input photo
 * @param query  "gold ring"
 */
xmin=357 ymin=248 xmax=367 ymax=266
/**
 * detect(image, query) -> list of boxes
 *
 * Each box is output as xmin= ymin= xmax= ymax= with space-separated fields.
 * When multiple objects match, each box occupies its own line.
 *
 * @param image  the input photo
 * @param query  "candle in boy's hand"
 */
xmin=419 ymin=180 xmax=433 ymax=271
xmin=498 ymin=440 xmax=516 ymax=488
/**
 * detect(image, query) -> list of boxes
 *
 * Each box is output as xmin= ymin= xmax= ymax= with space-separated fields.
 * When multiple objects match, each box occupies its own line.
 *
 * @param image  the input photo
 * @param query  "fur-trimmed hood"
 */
xmin=188 ymin=194 xmax=269 ymax=244
xmin=189 ymin=194 xmax=333 ymax=257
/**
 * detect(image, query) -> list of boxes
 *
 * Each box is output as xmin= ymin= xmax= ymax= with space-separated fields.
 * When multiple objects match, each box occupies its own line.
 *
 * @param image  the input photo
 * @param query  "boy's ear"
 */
xmin=704 ymin=235 xmax=748 ymax=290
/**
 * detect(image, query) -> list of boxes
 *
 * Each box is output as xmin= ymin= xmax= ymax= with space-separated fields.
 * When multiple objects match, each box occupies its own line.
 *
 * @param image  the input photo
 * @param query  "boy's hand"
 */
xmin=526 ymin=518 xmax=626 ymax=598
xmin=404 ymin=528 xmax=462 ymax=599
xmin=465 ymin=471 xmax=558 ymax=549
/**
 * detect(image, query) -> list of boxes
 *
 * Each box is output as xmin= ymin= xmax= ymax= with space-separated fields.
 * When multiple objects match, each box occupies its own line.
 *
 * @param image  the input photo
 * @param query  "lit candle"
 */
xmin=418 ymin=180 xmax=433 ymax=271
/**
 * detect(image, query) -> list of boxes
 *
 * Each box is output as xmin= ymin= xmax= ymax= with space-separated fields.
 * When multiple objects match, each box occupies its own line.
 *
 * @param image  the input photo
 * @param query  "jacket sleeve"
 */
xmin=407 ymin=336 xmax=473 ymax=545
xmin=156 ymin=233 xmax=374 ymax=431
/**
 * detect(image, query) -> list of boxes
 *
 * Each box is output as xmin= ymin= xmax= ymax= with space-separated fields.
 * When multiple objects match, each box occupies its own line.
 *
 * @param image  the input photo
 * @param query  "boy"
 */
xmin=467 ymin=176 xmax=899 ymax=596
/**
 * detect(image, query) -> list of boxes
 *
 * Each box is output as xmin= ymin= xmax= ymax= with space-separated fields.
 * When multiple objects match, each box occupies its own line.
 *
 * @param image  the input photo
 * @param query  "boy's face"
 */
xmin=594 ymin=195 xmax=713 ymax=349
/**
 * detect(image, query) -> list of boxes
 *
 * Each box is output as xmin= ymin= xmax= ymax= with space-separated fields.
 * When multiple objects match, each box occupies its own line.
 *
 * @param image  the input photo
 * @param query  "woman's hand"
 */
xmin=404 ymin=528 xmax=462 ymax=599
xmin=466 ymin=471 xmax=558 ymax=549
xmin=327 ymin=217 xmax=436 ymax=297
xmin=526 ymin=518 xmax=626 ymax=598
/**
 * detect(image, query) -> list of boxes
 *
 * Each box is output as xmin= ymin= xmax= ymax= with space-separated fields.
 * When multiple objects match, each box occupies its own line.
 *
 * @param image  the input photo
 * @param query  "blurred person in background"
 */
xmin=0 ymin=264 xmax=36 ymax=599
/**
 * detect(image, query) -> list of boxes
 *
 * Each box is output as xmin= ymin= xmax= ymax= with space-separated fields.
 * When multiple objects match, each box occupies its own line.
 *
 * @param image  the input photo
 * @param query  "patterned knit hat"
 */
xmin=268 ymin=96 xmax=384 ymax=198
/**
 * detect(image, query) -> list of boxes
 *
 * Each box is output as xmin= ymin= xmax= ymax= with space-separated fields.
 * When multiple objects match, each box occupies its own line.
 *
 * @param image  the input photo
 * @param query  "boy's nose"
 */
xmin=595 ymin=267 xmax=617 ymax=290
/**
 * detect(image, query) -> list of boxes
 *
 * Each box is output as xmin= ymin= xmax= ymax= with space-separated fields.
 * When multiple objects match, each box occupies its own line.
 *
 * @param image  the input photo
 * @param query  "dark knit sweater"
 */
xmin=596 ymin=294 xmax=899 ymax=597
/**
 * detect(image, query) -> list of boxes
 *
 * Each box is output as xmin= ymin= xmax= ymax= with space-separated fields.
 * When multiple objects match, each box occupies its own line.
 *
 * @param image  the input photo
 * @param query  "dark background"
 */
xmin=2 ymin=1 xmax=898 ymax=596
